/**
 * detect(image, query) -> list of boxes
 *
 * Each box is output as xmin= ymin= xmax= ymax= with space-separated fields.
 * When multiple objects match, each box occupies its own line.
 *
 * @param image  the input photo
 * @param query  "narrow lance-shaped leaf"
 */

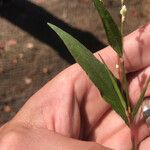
xmin=132 ymin=77 xmax=150 ymax=120
xmin=93 ymin=0 xmax=123 ymax=56
xmin=48 ymin=23 xmax=129 ymax=124
xmin=98 ymin=53 xmax=127 ymax=113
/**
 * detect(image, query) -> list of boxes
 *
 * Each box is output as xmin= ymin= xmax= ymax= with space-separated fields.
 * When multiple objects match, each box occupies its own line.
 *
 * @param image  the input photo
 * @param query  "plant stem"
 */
xmin=130 ymin=122 xmax=137 ymax=150
xmin=120 ymin=1 xmax=136 ymax=149
xmin=120 ymin=58 xmax=131 ymax=111
xmin=120 ymin=0 xmax=131 ymax=112
xmin=121 ymin=0 xmax=124 ymax=5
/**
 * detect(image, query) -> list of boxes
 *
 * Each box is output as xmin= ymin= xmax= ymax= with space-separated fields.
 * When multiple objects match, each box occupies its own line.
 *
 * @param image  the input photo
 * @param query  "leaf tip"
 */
xmin=47 ymin=22 xmax=54 ymax=29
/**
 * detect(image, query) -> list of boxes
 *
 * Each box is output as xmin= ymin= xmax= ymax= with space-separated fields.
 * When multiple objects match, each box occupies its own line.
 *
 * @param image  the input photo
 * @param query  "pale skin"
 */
xmin=0 ymin=24 xmax=150 ymax=150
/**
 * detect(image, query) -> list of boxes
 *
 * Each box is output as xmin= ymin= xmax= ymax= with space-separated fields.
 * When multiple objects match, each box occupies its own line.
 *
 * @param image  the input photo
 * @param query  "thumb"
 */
xmin=0 ymin=123 xmax=112 ymax=150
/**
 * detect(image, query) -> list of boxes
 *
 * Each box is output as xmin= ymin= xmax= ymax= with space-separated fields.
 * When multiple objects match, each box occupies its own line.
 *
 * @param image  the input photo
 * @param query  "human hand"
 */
xmin=0 ymin=24 xmax=150 ymax=150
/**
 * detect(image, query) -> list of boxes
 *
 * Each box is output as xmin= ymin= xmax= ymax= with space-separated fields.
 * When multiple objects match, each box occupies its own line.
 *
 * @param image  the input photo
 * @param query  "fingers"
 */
xmin=87 ymin=110 xmax=131 ymax=150
xmin=13 ymin=24 xmax=150 ymax=135
xmin=9 ymin=24 xmax=150 ymax=146
xmin=128 ymin=66 xmax=150 ymax=105
xmin=96 ymin=23 xmax=150 ymax=77
xmin=0 ymin=123 xmax=111 ymax=150
xmin=74 ymin=23 xmax=150 ymax=138
xmin=139 ymin=137 xmax=150 ymax=150
xmin=87 ymin=104 xmax=150 ymax=150
xmin=127 ymin=66 xmax=150 ymax=145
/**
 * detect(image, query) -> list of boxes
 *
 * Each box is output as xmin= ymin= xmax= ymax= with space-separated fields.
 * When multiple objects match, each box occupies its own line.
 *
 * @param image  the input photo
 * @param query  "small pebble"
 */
xmin=42 ymin=67 xmax=48 ymax=74
xmin=3 ymin=105 xmax=11 ymax=113
xmin=18 ymin=53 xmax=24 ymax=59
xmin=6 ymin=39 xmax=17 ymax=47
xmin=26 ymin=42 xmax=34 ymax=49
xmin=12 ymin=58 xmax=18 ymax=65
xmin=24 ymin=77 xmax=32 ymax=85
xmin=0 ymin=41 xmax=5 ymax=50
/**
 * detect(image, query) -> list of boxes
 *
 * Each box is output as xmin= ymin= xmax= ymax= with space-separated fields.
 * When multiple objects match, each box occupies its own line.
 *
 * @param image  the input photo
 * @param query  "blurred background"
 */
xmin=0 ymin=0 xmax=149 ymax=125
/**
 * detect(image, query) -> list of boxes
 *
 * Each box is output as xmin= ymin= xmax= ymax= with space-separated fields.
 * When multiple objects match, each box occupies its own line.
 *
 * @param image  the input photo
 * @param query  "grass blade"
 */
xmin=48 ymin=23 xmax=128 ymax=124
xmin=93 ymin=0 xmax=123 ymax=56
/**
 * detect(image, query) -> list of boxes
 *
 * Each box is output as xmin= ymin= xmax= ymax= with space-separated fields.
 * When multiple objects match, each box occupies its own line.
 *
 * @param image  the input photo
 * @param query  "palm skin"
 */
xmin=0 ymin=24 xmax=150 ymax=150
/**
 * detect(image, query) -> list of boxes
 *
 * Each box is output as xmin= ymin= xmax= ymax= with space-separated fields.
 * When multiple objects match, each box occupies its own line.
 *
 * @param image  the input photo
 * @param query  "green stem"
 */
xmin=120 ymin=0 xmax=125 ymax=35
xmin=120 ymin=59 xmax=131 ymax=111
xmin=130 ymin=122 xmax=137 ymax=150
xmin=120 ymin=1 xmax=136 ymax=149
xmin=120 ymin=18 xmax=124 ymax=36
xmin=121 ymin=0 xmax=124 ymax=6
xmin=120 ymin=0 xmax=131 ymax=111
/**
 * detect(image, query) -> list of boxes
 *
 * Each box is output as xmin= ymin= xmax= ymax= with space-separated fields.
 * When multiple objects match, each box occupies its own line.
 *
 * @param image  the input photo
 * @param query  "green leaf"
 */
xmin=132 ymin=77 xmax=150 ymax=120
xmin=93 ymin=0 xmax=123 ymax=56
xmin=48 ymin=23 xmax=128 ymax=124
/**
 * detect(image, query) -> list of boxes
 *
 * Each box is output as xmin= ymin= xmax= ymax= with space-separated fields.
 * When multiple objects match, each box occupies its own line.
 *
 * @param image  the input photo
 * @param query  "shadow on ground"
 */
xmin=0 ymin=0 xmax=105 ymax=64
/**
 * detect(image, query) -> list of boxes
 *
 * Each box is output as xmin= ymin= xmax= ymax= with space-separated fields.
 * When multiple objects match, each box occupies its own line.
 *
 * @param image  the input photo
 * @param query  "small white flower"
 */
xmin=120 ymin=5 xmax=127 ymax=22
xmin=116 ymin=64 xmax=119 ymax=69
xmin=120 ymin=5 xmax=127 ymax=16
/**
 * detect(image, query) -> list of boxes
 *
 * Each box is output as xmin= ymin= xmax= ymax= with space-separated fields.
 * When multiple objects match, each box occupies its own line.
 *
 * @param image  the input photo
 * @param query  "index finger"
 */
xmin=96 ymin=23 xmax=150 ymax=77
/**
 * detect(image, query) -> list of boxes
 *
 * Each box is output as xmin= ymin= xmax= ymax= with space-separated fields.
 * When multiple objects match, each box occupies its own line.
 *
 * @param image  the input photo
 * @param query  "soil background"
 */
xmin=0 ymin=0 xmax=149 ymax=125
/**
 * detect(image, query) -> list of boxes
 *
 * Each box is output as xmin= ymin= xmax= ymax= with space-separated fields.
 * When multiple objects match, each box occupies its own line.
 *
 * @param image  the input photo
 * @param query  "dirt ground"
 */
xmin=0 ymin=0 xmax=149 ymax=125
